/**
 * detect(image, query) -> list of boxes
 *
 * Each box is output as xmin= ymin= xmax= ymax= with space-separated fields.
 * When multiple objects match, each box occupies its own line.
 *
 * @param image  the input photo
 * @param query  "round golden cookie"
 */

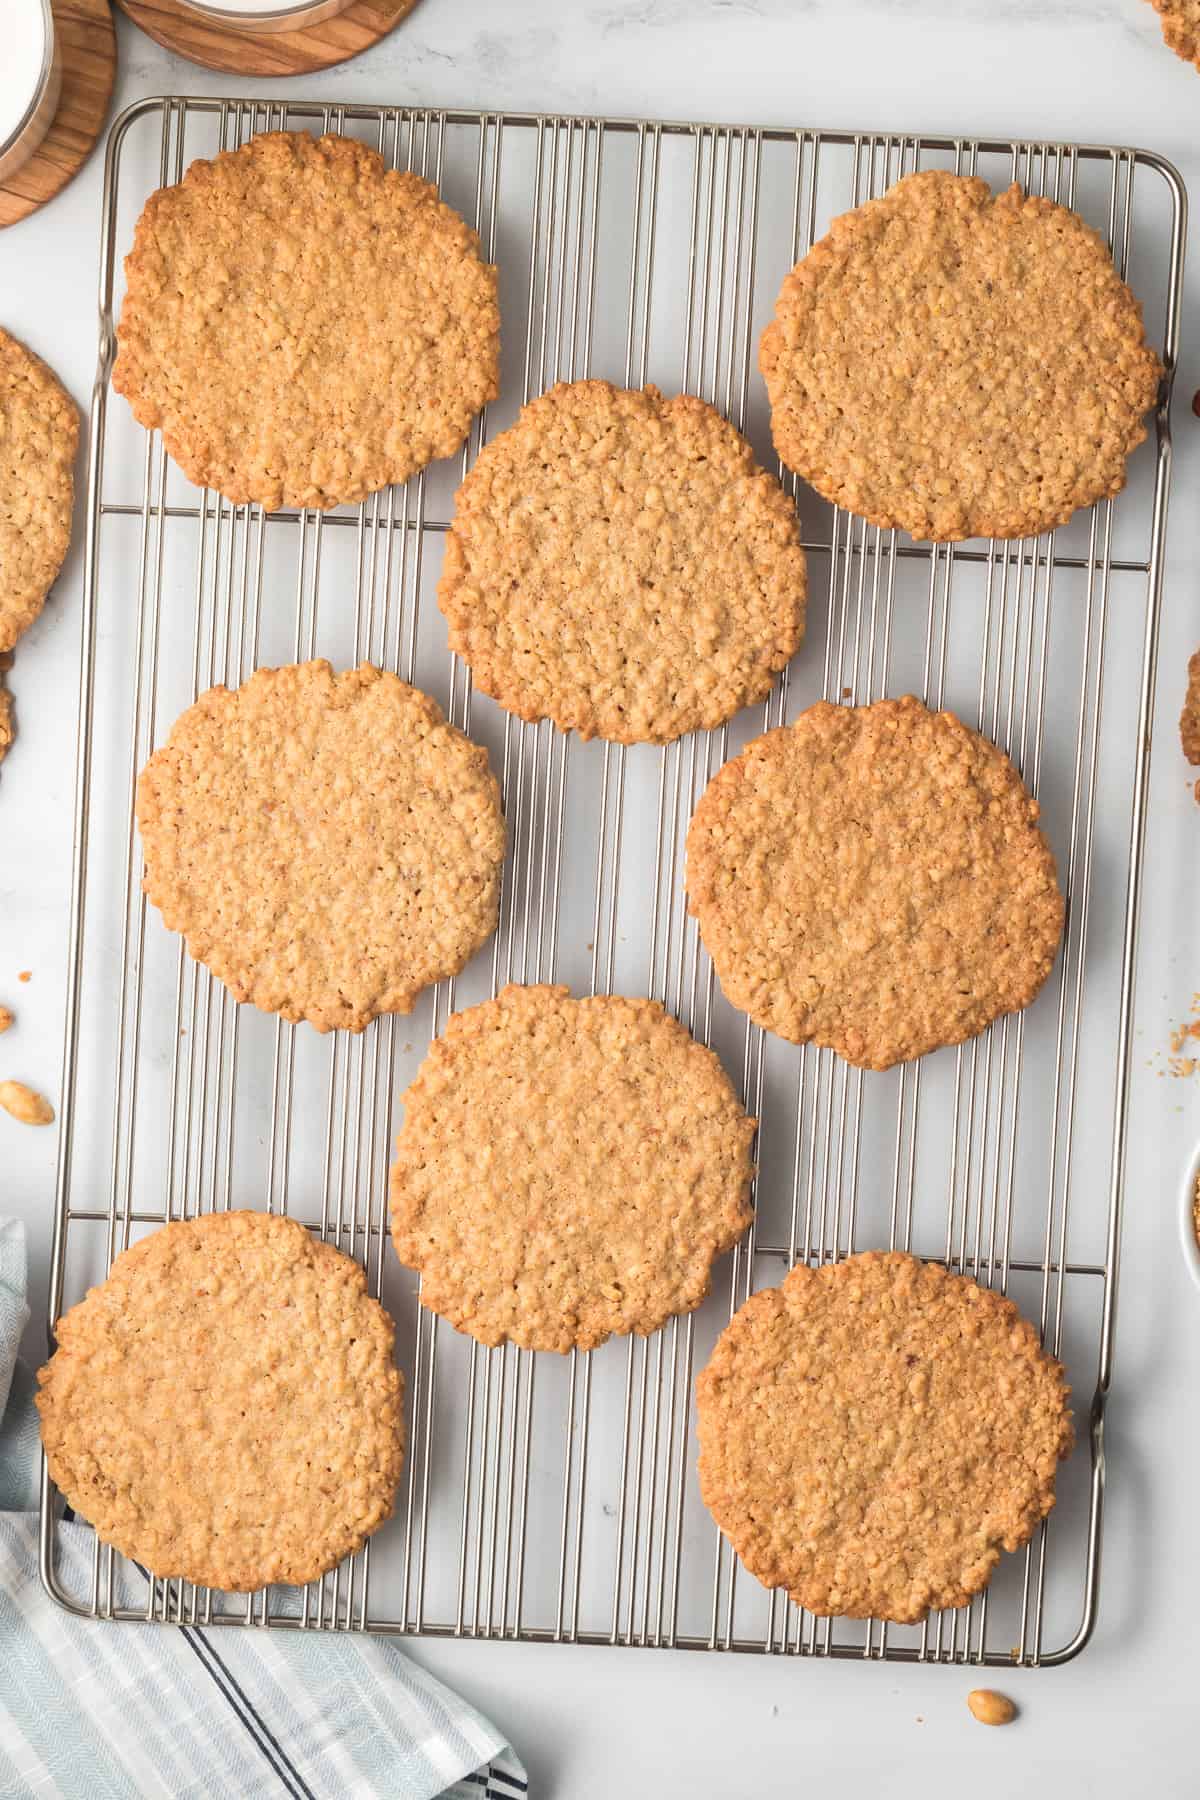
xmin=759 ymin=170 xmax=1163 ymax=542
xmin=1149 ymin=1 xmax=1200 ymax=69
xmin=112 ymin=131 xmax=499 ymax=512
xmin=136 ymin=661 xmax=505 ymax=1032
xmin=696 ymin=1251 xmax=1074 ymax=1624
xmin=36 ymin=1211 xmax=405 ymax=1592
xmin=686 ymin=696 xmax=1064 ymax=1070
xmin=389 ymin=983 xmax=756 ymax=1351
xmin=438 ymin=381 xmax=807 ymax=744
xmin=1 ymin=329 xmax=79 ymax=652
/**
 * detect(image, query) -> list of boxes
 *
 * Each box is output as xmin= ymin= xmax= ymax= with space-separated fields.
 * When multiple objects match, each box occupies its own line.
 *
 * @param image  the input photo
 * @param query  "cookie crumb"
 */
xmin=967 ymin=1689 xmax=1017 ymax=1727
xmin=0 ymin=1080 xmax=54 ymax=1125
xmin=17 ymin=971 xmax=30 ymax=983
xmin=0 ymin=1007 xmax=12 ymax=1033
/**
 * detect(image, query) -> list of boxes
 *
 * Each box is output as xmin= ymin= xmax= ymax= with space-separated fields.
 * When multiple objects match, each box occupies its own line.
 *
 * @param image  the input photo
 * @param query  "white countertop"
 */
xmin=3 ymin=1 xmax=1198 ymax=1792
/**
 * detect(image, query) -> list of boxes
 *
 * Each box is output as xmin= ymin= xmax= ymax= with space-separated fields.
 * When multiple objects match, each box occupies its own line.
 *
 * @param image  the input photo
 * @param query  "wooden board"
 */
xmin=114 ymin=0 xmax=421 ymax=77
xmin=0 ymin=0 xmax=117 ymax=230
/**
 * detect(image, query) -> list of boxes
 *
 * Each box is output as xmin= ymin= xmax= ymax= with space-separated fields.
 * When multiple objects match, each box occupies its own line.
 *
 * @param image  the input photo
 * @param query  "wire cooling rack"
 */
xmin=42 ymin=95 xmax=1184 ymax=1667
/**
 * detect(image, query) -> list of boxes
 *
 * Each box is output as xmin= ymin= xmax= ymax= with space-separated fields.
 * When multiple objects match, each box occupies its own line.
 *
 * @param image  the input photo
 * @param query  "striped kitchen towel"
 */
xmin=0 ymin=1220 xmax=527 ymax=1800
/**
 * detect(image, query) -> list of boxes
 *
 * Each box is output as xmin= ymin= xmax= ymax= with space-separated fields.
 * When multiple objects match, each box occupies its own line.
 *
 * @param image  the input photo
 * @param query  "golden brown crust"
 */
xmin=695 ymin=1251 xmax=1074 ymax=1624
xmin=136 ymin=661 xmax=506 ymax=1032
xmin=390 ymin=983 xmax=757 ymax=1351
xmin=113 ymin=131 xmax=499 ymax=512
xmin=1149 ymin=0 xmax=1200 ymax=68
xmin=37 ymin=1211 xmax=405 ymax=1591
xmin=1181 ymin=647 xmax=1200 ymax=767
xmin=0 ymin=330 xmax=79 ymax=652
xmin=685 ymin=696 xmax=1065 ymax=1070
xmin=759 ymin=170 xmax=1162 ymax=542
xmin=438 ymin=381 xmax=806 ymax=744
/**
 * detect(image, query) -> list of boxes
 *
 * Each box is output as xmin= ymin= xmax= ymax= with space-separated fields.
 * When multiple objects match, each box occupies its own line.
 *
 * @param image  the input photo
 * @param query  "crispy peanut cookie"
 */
xmin=1149 ymin=1 xmax=1200 ymax=69
xmin=760 ymin=170 xmax=1162 ymax=541
xmin=1 ymin=330 xmax=78 ymax=652
xmin=390 ymin=984 xmax=756 ymax=1351
xmin=137 ymin=661 xmax=505 ymax=1032
xmin=37 ymin=1211 xmax=404 ymax=1591
xmin=113 ymin=131 xmax=499 ymax=511
xmin=696 ymin=1251 xmax=1073 ymax=1623
xmin=438 ymin=382 xmax=806 ymax=744
xmin=1181 ymin=647 xmax=1200 ymax=775
xmin=686 ymin=697 xmax=1064 ymax=1070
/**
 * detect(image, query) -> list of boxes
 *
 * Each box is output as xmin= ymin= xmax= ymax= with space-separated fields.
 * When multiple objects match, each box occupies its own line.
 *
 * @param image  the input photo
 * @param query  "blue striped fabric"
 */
xmin=0 ymin=1221 xmax=527 ymax=1800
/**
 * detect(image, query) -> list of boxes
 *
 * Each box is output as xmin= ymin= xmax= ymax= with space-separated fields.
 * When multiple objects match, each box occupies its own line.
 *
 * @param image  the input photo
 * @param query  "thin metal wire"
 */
xmin=42 ymin=97 xmax=1184 ymax=1669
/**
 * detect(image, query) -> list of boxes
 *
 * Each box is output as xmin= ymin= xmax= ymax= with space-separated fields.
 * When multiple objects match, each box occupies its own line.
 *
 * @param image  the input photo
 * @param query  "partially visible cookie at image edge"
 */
xmin=0 ymin=329 xmax=79 ymax=653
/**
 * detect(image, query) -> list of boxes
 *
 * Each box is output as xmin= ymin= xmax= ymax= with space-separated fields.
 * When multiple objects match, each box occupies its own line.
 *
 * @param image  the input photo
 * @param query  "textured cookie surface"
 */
xmin=1 ymin=330 xmax=79 ymax=652
xmin=37 ymin=1211 xmax=404 ymax=1591
xmin=439 ymin=382 xmax=807 ymax=744
xmin=686 ymin=696 xmax=1064 ymax=1069
xmin=113 ymin=131 xmax=499 ymax=511
xmin=760 ymin=170 xmax=1162 ymax=541
xmin=1181 ymin=648 xmax=1200 ymax=771
xmin=696 ymin=1251 xmax=1073 ymax=1623
xmin=0 ymin=653 xmax=11 ymax=766
xmin=137 ymin=661 xmax=505 ymax=1031
xmin=390 ymin=984 xmax=756 ymax=1351
xmin=1150 ymin=0 xmax=1200 ymax=68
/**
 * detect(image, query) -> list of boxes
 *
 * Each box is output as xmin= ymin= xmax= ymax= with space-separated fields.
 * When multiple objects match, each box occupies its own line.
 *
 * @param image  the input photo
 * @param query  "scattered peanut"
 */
xmin=0 ymin=1006 xmax=12 ymax=1033
xmin=967 ymin=1689 xmax=1017 ymax=1727
xmin=0 ymin=1080 xmax=55 ymax=1126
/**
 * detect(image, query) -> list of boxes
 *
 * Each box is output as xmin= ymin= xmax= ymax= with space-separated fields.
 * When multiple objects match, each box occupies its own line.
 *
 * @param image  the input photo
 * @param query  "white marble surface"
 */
xmin=2 ymin=1 xmax=1199 ymax=1792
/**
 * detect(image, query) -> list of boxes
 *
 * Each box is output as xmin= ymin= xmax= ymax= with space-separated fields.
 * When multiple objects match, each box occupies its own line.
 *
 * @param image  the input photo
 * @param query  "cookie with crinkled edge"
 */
xmin=136 ymin=660 xmax=506 ymax=1032
xmin=685 ymin=696 xmax=1065 ymax=1070
xmin=760 ymin=170 xmax=1162 ymax=542
xmin=113 ymin=131 xmax=499 ymax=511
xmin=1 ymin=330 xmax=79 ymax=652
xmin=438 ymin=381 xmax=807 ymax=744
xmin=37 ymin=1210 xmax=405 ymax=1592
xmin=1149 ymin=1 xmax=1200 ymax=69
xmin=390 ymin=983 xmax=757 ymax=1351
xmin=696 ymin=1250 xmax=1074 ymax=1624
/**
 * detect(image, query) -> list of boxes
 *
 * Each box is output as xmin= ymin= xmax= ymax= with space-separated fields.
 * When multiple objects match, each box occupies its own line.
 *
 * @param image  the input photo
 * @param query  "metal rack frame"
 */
xmin=41 ymin=95 xmax=1185 ymax=1667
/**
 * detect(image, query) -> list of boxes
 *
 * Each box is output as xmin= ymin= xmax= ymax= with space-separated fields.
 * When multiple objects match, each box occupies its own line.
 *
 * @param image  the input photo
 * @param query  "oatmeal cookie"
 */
xmin=1180 ymin=647 xmax=1200 ymax=773
xmin=113 ymin=131 xmax=499 ymax=511
xmin=1 ymin=330 xmax=78 ymax=651
xmin=136 ymin=661 xmax=505 ymax=1032
xmin=685 ymin=696 xmax=1064 ymax=1069
xmin=37 ymin=1210 xmax=404 ymax=1591
xmin=1149 ymin=1 xmax=1200 ymax=69
xmin=696 ymin=1250 xmax=1073 ymax=1623
xmin=438 ymin=381 xmax=806 ymax=743
xmin=760 ymin=170 xmax=1162 ymax=541
xmin=390 ymin=983 xmax=756 ymax=1351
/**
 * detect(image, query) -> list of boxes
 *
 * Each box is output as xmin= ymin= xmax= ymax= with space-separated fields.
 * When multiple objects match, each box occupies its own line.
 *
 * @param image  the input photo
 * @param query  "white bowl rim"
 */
xmin=1178 ymin=1141 xmax=1200 ymax=1296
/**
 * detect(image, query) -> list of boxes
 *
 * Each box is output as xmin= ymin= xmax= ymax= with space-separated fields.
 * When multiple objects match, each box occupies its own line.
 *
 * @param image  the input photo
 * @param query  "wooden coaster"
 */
xmin=0 ymin=0 xmax=117 ymax=230
xmin=114 ymin=0 xmax=421 ymax=77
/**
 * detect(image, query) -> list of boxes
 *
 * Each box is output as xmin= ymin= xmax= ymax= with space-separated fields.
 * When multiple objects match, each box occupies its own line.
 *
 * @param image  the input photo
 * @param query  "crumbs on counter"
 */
xmin=1149 ymin=994 xmax=1200 ymax=1077
xmin=17 ymin=970 xmax=30 ymax=983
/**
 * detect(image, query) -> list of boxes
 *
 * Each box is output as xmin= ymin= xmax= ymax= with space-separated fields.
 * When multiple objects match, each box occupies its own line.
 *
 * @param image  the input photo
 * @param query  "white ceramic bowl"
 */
xmin=0 ymin=0 xmax=62 ymax=185
xmin=1179 ymin=1141 xmax=1200 ymax=1295
xmin=174 ymin=0 xmax=354 ymax=32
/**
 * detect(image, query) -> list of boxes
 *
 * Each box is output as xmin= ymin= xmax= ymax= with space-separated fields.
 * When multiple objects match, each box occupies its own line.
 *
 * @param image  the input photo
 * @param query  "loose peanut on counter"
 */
xmin=0 ymin=1080 xmax=54 ymax=1126
xmin=0 ymin=1006 xmax=12 ymax=1033
xmin=967 ymin=1689 xmax=1017 ymax=1727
